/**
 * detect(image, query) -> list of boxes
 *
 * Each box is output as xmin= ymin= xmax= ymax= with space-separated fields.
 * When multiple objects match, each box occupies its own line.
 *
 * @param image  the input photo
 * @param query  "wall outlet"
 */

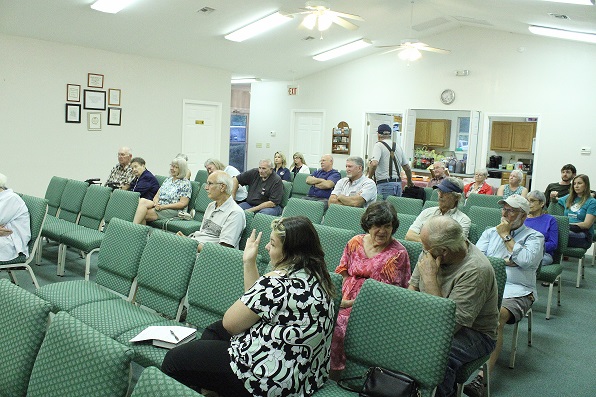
xmin=270 ymin=131 xmax=276 ymax=137
xmin=580 ymin=147 xmax=591 ymax=155
xmin=256 ymin=143 xmax=262 ymax=148
xmin=266 ymin=143 xmax=270 ymax=148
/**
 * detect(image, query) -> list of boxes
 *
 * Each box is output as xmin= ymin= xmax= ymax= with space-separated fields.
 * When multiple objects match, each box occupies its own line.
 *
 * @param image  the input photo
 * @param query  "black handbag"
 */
xmin=338 ymin=366 xmax=420 ymax=397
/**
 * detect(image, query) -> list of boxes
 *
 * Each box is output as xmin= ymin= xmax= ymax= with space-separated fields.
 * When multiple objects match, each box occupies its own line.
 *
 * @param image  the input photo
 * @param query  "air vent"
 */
xmin=453 ymin=16 xmax=493 ymax=26
xmin=412 ymin=17 xmax=450 ymax=32
xmin=302 ymin=36 xmax=316 ymax=41
xmin=548 ymin=13 xmax=569 ymax=20
xmin=198 ymin=7 xmax=215 ymax=14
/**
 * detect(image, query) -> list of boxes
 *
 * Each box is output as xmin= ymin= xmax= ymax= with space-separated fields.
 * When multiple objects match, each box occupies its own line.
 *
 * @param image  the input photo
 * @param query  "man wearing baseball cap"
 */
xmin=367 ymin=123 xmax=413 ymax=199
xmin=465 ymin=194 xmax=544 ymax=397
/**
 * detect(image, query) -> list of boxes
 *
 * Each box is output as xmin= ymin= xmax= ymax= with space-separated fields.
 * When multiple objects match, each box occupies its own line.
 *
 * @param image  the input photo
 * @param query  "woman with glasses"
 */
xmin=290 ymin=152 xmax=310 ymax=178
xmin=124 ymin=157 xmax=160 ymax=200
xmin=557 ymin=174 xmax=596 ymax=249
xmin=273 ymin=151 xmax=291 ymax=181
xmin=330 ymin=201 xmax=411 ymax=376
xmin=496 ymin=169 xmax=528 ymax=199
xmin=163 ymin=216 xmax=335 ymax=397
xmin=524 ymin=191 xmax=558 ymax=276
xmin=463 ymin=168 xmax=493 ymax=198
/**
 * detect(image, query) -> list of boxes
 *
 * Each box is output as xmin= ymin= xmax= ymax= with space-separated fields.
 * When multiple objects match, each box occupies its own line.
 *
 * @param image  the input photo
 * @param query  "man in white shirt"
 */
xmin=329 ymin=156 xmax=376 ymax=208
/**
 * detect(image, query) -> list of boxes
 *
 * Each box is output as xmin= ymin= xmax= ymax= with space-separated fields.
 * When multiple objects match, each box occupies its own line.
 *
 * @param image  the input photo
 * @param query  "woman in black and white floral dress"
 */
xmin=163 ymin=216 xmax=335 ymax=397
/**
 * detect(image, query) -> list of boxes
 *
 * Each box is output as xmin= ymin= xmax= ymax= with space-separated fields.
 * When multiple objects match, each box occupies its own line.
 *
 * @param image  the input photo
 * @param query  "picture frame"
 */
xmin=65 ymin=104 xmax=81 ymax=123
xmin=108 ymin=88 xmax=121 ymax=106
xmin=87 ymin=112 xmax=102 ymax=131
xmin=66 ymin=84 xmax=80 ymax=102
xmin=88 ymin=73 xmax=104 ymax=88
xmin=83 ymin=89 xmax=106 ymax=110
xmin=108 ymin=107 xmax=122 ymax=126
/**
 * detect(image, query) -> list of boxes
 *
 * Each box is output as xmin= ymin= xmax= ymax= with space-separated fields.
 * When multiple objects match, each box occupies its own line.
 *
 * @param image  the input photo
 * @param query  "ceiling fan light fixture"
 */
xmin=317 ymin=14 xmax=333 ymax=31
xmin=225 ymin=12 xmax=293 ymax=42
xmin=90 ymin=0 xmax=136 ymax=14
xmin=303 ymin=14 xmax=317 ymax=30
xmin=231 ymin=78 xmax=262 ymax=84
xmin=313 ymin=38 xmax=372 ymax=61
xmin=398 ymin=47 xmax=422 ymax=61
xmin=529 ymin=25 xmax=596 ymax=44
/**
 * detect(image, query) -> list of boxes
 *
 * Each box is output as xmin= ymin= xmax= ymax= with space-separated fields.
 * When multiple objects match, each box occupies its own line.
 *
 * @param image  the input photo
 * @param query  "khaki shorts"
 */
xmin=502 ymin=293 xmax=534 ymax=324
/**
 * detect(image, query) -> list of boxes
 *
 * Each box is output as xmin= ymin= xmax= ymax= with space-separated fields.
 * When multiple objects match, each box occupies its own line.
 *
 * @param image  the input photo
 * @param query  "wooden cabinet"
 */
xmin=415 ymin=119 xmax=451 ymax=147
xmin=490 ymin=122 xmax=536 ymax=152
xmin=332 ymin=121 xmax=351 ymax=155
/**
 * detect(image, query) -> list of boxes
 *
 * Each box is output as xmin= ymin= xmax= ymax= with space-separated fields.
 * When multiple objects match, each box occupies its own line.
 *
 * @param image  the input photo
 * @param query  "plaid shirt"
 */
xmin=105 ymin=163 xmax=134 ymax=186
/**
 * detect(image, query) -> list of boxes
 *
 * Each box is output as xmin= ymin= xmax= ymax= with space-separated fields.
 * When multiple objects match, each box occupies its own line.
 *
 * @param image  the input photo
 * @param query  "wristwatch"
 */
xmin=503 ymin=234 xmax=512 ymax=242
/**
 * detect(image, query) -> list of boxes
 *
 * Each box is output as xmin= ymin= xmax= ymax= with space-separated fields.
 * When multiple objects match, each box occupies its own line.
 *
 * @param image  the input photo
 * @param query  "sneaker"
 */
xmin=463 ymin=374 xmax=484 ymax=397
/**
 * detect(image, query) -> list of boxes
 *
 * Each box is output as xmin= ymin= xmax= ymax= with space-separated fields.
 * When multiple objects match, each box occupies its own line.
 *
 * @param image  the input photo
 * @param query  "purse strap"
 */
xmin=337 ymin=368 xmax=372 ymax=393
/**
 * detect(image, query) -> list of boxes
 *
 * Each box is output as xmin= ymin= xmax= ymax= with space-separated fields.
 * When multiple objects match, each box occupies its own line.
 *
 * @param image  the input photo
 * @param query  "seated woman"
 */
xmin=524 ymin=190 xmax=558 ymax=275
xmin=124 ymin=157 xmax=160 ymax=200
xmin=273 ymin=151 xmax=291 ymax=181
xmin=464 ymin=168 xmax=493 ymax=198
xmin=133 ymin=157 xmax=191 ymax=225
xmin=162 ymin=217 xmax=335 ymax=397
xmin=330 ymin=201 xmax=411 ymax=375
xmin=497 ymin=169 xmax=528 ymax=198
xmin=290 ymin=152 xmax=310 ymax=178
xmin=558 ymin=174 xmax=596 ymax=249
xmin=0 ymin=173 xmax=31 ymax=261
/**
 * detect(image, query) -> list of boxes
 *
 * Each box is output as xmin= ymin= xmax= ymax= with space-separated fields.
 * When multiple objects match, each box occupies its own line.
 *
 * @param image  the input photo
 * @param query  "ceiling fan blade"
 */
xmin=419 ymin=46 xmax=451 ymax=54
xmin=376 ymin=44 xmax=405 ymax=49
xmin=332 ymin=16 xmax=359 ymax=30
xmin=331 ymin=11 xmax=364 ymax=21
xmin=379 ymin=47 xmax=405 ymax=55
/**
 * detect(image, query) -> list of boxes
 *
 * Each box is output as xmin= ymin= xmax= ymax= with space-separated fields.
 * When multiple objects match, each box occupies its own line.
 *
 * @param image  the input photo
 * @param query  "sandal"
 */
xmin=541 ymin=281 xmax=558 ymax=287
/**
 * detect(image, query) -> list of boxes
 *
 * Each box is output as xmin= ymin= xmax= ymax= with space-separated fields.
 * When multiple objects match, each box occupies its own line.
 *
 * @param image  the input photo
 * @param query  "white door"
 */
xmin=365 ymin=113 xmax=398 ymax=162
xmin=403 ymin=109 xmax=417 ymax=161
xmin=182 ymin=100 xmax=222 ymax=177
xmin=466 ymin=111 xmax=481 ymax=174
xmin=290 ymin=111 xmax=324 ymax=168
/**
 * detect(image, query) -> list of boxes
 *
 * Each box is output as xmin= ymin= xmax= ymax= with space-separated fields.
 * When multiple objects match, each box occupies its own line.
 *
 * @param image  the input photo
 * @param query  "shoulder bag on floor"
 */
xmin=338 ymin=366 xmax=420 ymax=397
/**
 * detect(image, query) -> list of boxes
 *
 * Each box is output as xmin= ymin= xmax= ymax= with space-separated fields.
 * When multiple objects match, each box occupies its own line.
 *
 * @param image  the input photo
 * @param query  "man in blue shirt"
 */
xmin=305 ymin=154 xmax=341 ymax=205
xmin=465 ymin=194 xmax=543 ymax=397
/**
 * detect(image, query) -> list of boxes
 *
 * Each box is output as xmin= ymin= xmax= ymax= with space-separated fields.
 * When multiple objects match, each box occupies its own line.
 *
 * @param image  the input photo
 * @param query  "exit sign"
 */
xmin=288 ymin=85 xmax=299 ymax=96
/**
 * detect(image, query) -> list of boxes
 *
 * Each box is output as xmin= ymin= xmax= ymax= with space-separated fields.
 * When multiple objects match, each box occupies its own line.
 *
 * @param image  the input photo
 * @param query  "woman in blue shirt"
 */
xmin=558 ymin=174 xmax=596 ymax=249
xmin=126 ymin=157 xmax=160 ymax=200
xmin=273 ymin=151 xmax=291 ymax=181
xmin=524 ymin=190 xmax=558 ymax=268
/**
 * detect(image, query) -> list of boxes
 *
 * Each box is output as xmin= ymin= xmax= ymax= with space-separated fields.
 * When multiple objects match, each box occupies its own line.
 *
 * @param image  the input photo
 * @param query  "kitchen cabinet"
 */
xmin=490 ymin=122 xmax=536 ymax=152
xmin=415 ymin=119 xmax=451 ymax=147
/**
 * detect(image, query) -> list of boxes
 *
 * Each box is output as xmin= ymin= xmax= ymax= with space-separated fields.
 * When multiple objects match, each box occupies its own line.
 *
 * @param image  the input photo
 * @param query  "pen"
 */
xmin=170 ymin=330 xmax=179 ymax=342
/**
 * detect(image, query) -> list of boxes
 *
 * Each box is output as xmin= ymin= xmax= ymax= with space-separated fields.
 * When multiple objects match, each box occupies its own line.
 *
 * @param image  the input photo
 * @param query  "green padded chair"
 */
xmin=339 ymin=169 xmax=347 ymax=178
xmin=0 ymin=195 xmax=48 ymax=289
xmin=43 ymin=176 xmax=68 ymax=216
xmin=393 ymin=213 xmax=417 ymax=240
xmin=130 ymin=366 xmax=202 ymax=396
xmin=430 ymin=188 xmax=440 ymax=201
xmin=281 ymin=180 xmax=293 ymax=208
xmin=322 ymin=204 xmax=365 ymax=234
xmin=561 ymin=226 xmax=588 ymax=288
xmin=536 ymin=215 xmax=567 ymax=319
xmin=398 ymin=239 xmax=422 ymax=272
xmin=422 ymin=200 xmax=439 ymax=211
xmin=155 ymin=175 xmax=168 ymax=186
xmin=283 ymin=197 xmax=326 ymax=224
xmin=238 ymin=210 xmax=255 ymax=250
xmin=57 ymin=189 xmax=140 ymax=280
xmin=36 ymin=219 xmax=149 ymax=312
xmin=0 ymin=279 xmax=52 ymax=396
xmin=290 ymin=172 xmax=310 ymax=199
xmin=194 ymin=169 xmax=208 ymax=184
xmin=69 ymin=229 xmax=198 ymax=339
xmin=313 ymin=223 xmax=357 ymax=273
xmin=26 ymin=311 xmax=134 ymax=397
xmin=466 ymin=206 xmax=502 ymax=236
xmin=547 ymin=201 xmax=564 ymax=216
xmin=386 ymin=195 xmax=424 ymax=216
xmin=464 ymin=194 xmax=502 ymax=210
xmin=250 ymin=213 xmax=279 ymax=274
xmin=163 ymin=183 xmax=212 ymax=235
xmin=423 ymin=187 xmax=434 ymax=202
xmin=314 ymin=280 xmax=456 ymax=397
xmin=468 ymin=223 xmax=481 ymax=244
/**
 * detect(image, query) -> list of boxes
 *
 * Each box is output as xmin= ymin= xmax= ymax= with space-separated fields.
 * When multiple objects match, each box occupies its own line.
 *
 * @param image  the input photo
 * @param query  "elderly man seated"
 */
xmin=0 ymin=173 xmax=31 ymax=261
xmin=406 ymin=177 xmax=471 ymax=242
xmin=465 ymin=194 xmax=543 ymax=397
xmin=232 ymin=159 xmax=283 ymax=215
xmin=305 ymin=154 xmax=341 ymax=204
xmin=178 ymin=171 xmax=245 ymax=252
xmin=329 ymin=156 xmax=376 ymax=208
xmin=105 ymin=146 xmax=134 ymax=188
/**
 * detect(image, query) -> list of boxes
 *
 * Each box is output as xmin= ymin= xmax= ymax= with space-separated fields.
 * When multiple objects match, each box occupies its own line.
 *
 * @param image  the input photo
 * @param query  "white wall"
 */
xmin=248 ymin=26 xmax=596 ymax=192
xmin=0 ymin=34 xmax=232 ymax=197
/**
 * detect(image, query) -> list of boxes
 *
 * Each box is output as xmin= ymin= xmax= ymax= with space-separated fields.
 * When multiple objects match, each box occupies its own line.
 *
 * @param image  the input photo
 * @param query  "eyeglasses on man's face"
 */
xmin=501 ymin=207 xmax=520 ymax=215
xmin=206 ymin=181 xmax=222 ymax=187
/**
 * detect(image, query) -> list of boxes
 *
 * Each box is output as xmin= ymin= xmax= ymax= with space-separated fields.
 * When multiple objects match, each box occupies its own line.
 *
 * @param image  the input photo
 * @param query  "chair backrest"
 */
xmin=313 ymin=223 xmax=357 ymax=273
xmin=547 ymin=201 xmax=565 ymax=216
xmin=131 ymin=366 xmax=202 ymax=397
xmin=465 ymin=194 xmax=502 ymax=210
xmin=322 ymin=204 xmax=365 ymax=234
xmin=188 ymin=181 xmax=201 ymax=212
xmin=430 ymin=188 xmax=439 ymax=201
xmin=467 ymin=206 xmax=502 ymax=234
xmin=57 ymin=179 xmax=88 ymax=222
xmin=194 ymin=169 xmax=209 ymax=184
xmin=282 ymin=198 xmax=326 ymax=224
xmin=468 ymin=223 xmax=481 ymax=244
xmin=386 ymin=195 xmax=424 ymax=216
xmin=552 ymin=215 xmax=569 ymax=264
xmin=192 ymin=183 xmax=212 ymax=222
xmin=0 ymin=279 xmax=52 ymax=396
xmin=77 ymin=184 xmax=112 ymax=230
xmin=238 ymin=210 xmax=255 ymax=250
xmin=26 ymin=311 xmax=134 ymax=397
xmin=103 ymin=189 xmax=140 ymax=229
xmin=329 ymin=272 xmax=343 ymax=326
xmin=95 ymin=218 xmax=149 ymax=299
xmin=393 ymin=213 xmax=417 ymax=240
xmin=342 ymin=280 xmax=455 ymax=397
xmin=135 ymin=230 xmax=198 ymax=320
xmin=281 ymin=180 xmax=293 ymax=207
xmin=44 ymin=176 xmax=68 ymax=216
xmin=186 ymin=244 xmax=245 ymax=329
xmin=398 ymin=239 xmax=422 ymax=272
xmin=487 ymin=257 xmax=507 ymax=308
xmin=250 ymin=213 xmax=279 ymax=273
xmin=290 ymin=172 xmax=310 ymax=199
xmin=155 ymin=175 xmax=168 ymax=186
xmin=339 ymin=169 xmax=347 ymax=178
xmin=21 ymin=195 xmax=48 ymax=256
xmin=423 ymin=187 xmax=434 ymax=202
xmin=422 ymin=200 xmax=439 ymax=211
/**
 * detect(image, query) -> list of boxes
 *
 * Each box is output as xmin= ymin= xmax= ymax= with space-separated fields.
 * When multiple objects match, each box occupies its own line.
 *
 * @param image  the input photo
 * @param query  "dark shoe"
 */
xmin=542 ymin=281 xmax=559 ymax=287
xmin=464 ymin=374 xmax=484 ymax=397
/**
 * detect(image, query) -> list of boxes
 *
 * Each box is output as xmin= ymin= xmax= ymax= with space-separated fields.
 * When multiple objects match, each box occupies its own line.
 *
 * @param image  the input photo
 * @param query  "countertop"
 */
xmin=411 ymin=168 xmax=473 ymax=178
xmin=486 ymin=167 xmax=533 ymax=176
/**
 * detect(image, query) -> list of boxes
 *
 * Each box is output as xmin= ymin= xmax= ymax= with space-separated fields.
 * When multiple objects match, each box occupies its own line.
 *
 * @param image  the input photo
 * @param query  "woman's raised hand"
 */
xmin=243 ymin=229 xmax=262 ymax=265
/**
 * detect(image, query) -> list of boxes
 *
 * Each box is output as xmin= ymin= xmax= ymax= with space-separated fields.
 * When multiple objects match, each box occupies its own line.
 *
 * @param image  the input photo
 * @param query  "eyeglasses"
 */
xmin=206 ymin=182 xmax=222 ymax=187
xmin=501 ymin=207 xmax=520 ymax=215
xmin=527 ymin=198 xmax=541 ymax=203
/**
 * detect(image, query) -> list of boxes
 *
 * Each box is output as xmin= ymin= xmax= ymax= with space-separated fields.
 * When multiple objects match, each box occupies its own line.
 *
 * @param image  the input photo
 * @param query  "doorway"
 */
xmin=290 ymin=111 xmax=325 ymax=167
xmin=364 ymin=113 xmax=404 ymax=162
xmin=182 ymin=100 xmax=222 ymax=176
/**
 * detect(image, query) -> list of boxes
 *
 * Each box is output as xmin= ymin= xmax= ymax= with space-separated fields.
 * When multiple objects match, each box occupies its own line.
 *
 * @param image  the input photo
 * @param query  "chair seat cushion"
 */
xmin=0 ymin=253 xmax=27 ymax=265
xmin=311 ymin=381 xmax=349 ymax=396
xmin=537 ymin=264 xmax=563 ymax=284
xmin=42 ymin=216 xmax=78 ymax=241
xmin=164 ymin=220 xmax=202 ymax=235
xmin=563 ymin=247 xmax=587 ymax=258
xmin=60 ymin=227 xmax=104 ymax=252
xmin=35 ymin=280 xmax=122 ymax=312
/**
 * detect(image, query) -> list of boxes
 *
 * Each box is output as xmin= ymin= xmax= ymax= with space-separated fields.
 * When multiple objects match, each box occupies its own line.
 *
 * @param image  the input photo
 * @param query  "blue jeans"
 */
xmin=239 ymin=201 xmax=282 ymax=216
xmin=436 ymin=327 xmax=496 ymax=397
xmin=376 ymin=181 xmax=402 ymax=200
xmin=568 ymin=230 xmax=592 ymax=249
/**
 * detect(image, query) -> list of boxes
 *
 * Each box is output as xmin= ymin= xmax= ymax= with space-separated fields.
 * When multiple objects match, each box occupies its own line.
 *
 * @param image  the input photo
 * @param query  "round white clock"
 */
xmin=441 ymin=89 xmax=455 ymax=105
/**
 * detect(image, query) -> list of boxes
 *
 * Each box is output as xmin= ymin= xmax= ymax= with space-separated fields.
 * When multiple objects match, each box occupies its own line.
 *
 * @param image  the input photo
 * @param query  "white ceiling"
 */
xmin=2 ymin=0 xmax=595 ymax=80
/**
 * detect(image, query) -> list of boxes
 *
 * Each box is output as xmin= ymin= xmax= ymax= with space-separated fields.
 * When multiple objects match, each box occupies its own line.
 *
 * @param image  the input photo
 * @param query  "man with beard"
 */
xmin=544 ymin=163 xmax=576 ymax=204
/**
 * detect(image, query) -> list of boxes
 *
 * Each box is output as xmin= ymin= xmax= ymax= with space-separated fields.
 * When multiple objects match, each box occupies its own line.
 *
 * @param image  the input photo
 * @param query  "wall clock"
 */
xmin=440 ymin=89 xmax=455 ymax=105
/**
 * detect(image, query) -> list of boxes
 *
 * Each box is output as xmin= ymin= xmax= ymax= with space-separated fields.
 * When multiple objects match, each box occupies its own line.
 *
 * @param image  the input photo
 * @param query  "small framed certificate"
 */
xmin=87 ymin=112 xmax=102 ymax=131
xmin=67 ymin=84 xmax=81 ymax=102
xmin=65 ymin=104 xmax=81 ymax=123
xmin=88 ymin=73 xmax=104 ymax=88
xmin=108 ymin=107 xmax=122 ymax=126
xmin=108 ymin=88 xmax=121 ymax=106
xmin=84 ymin=89 xmax=106 ymax=110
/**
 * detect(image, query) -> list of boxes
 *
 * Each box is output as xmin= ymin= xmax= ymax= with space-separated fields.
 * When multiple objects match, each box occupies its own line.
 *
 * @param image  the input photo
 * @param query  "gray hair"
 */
xmin=176 ymin=153 xmax=189 ymax=162
xmin=475 ymin=168 xmax=488 ymax=177
xmin=510 ymin=169 xmax=524 ymax=180
xmin=422 ymin=216 xmax=467 ymax=254
xmin=346 ymin=156 xmax=364 ymax=169
xmin=204 ymin=158 xmax=226 ymax=170
xmin=0 ymin=173 xmax=7 ymax=189
xmin=171 ymin=157 xmax=189 ymax=179
xmin=260 ymin=159 xmax=274 ymax=169
xmin=211 ymin=171 xmax=233 ymax=195
xmin=444 ymin=176 xmax=464 ymax=204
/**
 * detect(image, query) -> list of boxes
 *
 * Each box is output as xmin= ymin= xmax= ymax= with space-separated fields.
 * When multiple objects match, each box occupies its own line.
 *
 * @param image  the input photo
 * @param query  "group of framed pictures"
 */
xmin=65 ymin=73 xmax=122 ymax=130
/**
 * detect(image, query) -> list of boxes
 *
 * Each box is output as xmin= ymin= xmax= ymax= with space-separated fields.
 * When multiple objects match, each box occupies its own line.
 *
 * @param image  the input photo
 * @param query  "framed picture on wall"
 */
xmin=108 ymin=107 xmax=122 ymax=126
xmin=108 ymin=88 xmax=121 ymax=106
xmin=87 ymin=112 xmax=102 ymax=131
xmin=66 ymin=84 xmax=80 ymax=102
xmin=65 ymin=103 xmax=81 ymax=123
xmin=87 ymin=73 xmax=104 ymax=88
xmin=83 ymin=89 xmax=106 ymax=110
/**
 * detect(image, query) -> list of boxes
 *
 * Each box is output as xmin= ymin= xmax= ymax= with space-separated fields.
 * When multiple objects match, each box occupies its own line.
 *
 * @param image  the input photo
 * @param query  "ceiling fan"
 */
xmin=293 ymin=1 xmax=364 ymax=32
xmin=377 ymin=1 xmax=450 ymax=61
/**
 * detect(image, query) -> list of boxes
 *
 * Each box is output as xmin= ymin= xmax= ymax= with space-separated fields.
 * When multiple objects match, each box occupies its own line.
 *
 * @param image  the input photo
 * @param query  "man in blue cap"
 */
xmin=367 ymin=123 xmax=413 ymax=199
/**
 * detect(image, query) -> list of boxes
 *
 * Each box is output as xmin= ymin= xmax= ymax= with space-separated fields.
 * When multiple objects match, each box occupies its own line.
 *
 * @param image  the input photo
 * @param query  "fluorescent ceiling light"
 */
xmin=231 ymin=78 xmax=261 ymax=84
xmin=225 ymin=12 xmax=293 ymax=42
xmin=529 ymin=25 xmax=596 ymax=44
xmin=313 ymin=39 xmax=372 ymax=62
xmin=540 ymin=0 xmax=594 ymax=5
xmin=90 ymin=0 xmax=136 ymax=14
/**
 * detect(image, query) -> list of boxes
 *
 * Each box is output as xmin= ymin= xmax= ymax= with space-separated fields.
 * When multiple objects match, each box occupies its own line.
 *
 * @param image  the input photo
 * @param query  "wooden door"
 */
xmin=511 ymin=122 xmax=536 ymax=152
xmin=428 ymin=119 xmax=451 ymax=147
xmin=491 ymin=122 xmax=513 ymax=151
xmin=414 ymin=120 xmax=429 ymax=145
